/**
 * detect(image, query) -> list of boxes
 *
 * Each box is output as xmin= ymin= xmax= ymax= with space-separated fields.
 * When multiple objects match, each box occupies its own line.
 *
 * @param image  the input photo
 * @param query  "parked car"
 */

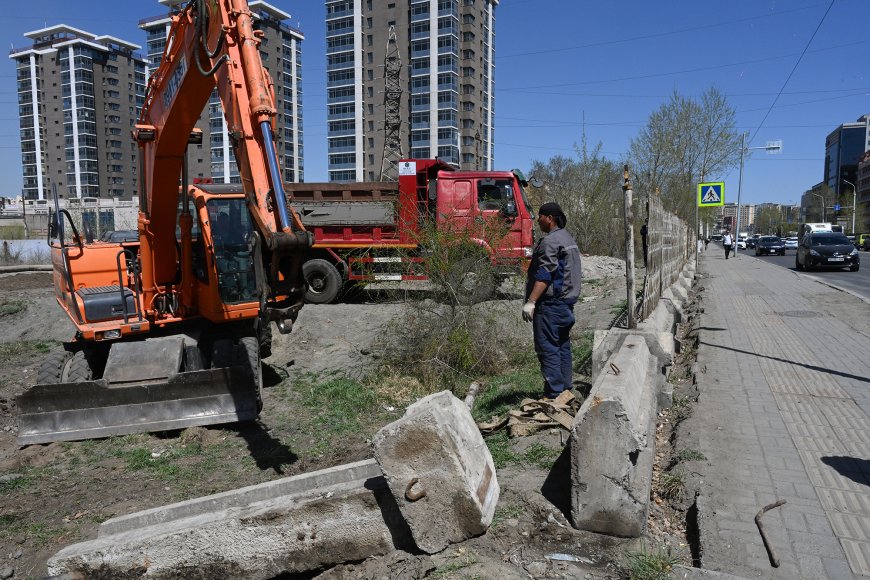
xmin=746 ymin=236 xmax=759 ymax=249
xmin=795 ymin=232 xmax=860 ymax=272
xmin=784 ymin=237 xmax=799 ymax=250
xmin=755 ymin=236 xmax=785 ymax=256
xmin=736 ymin=236 xmax=747 ymax=250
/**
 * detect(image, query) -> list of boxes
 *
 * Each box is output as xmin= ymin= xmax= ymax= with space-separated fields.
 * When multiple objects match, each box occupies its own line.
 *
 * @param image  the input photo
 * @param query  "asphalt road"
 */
xmin=724 ymin=246 xmax=869 ymax=301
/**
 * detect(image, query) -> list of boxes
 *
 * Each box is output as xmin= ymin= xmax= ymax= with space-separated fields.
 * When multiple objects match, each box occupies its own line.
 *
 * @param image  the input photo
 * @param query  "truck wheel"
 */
xmin=303 ymin=259 xmax=342 ymax=304
xmin=37 ymin=349 xmax=72 ymax=384
xmin=449 ymin=257 xmax=496 ymax=305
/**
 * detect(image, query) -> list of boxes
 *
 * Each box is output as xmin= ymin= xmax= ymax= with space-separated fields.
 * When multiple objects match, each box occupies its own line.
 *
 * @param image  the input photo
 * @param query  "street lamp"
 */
xmin=734 ymin=133 xmax=782 ymax=256
xmin=842 ymin=179 xmax=856 ymax=234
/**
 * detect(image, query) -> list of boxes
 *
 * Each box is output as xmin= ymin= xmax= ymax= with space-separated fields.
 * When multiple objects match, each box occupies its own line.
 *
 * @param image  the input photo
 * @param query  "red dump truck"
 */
xmin=287 ymin=159 xmax=535 ymax=303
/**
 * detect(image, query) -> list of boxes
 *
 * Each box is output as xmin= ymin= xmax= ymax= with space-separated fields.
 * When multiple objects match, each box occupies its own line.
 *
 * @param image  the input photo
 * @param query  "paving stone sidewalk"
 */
xmin=693 ymin=249 xmax=870 ymax=579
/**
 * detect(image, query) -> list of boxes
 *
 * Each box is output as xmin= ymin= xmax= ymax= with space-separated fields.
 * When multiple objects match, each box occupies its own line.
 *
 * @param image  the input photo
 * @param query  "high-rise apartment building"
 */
xmin=11 ymin=26 xmax=146 ymax=200
xmin=325 ymin=0 xmax=498 ymax=182
xmin=824 ymin=114 xmax=870 ymax=198
xmin=139 ymin=0 xmax=305 ymax=184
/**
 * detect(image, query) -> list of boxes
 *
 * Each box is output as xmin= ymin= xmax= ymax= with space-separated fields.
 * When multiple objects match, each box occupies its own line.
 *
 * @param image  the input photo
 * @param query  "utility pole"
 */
xmin=623 ymin=165 xmax=636 ymax=329
xmin=843 ymin=179 xmax=856 ymax=234
xmin=734 ymin=132 xmax=746 ymax=257
xmin=379 ymin=25 xmax=403 ymax=181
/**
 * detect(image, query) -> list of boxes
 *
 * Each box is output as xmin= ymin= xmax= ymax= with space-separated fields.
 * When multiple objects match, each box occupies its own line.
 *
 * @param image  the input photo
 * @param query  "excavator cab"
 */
xmin=204 ymin=198 xmax=258 ymax=305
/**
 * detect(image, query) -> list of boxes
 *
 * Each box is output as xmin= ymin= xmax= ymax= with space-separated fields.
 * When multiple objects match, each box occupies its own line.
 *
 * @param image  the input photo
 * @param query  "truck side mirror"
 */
xmin=501 ymin=200 xmax=517 ymax=218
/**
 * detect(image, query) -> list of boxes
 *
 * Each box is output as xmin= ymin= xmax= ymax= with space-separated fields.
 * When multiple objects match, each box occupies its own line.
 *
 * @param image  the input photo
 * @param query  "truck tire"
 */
xmin=303 ymin=259 xmax=342 ymax=304
xmin=448 ymin=257 xmax=496 ymax=305
xmin=37 ymin=349 xmax=72 ymax=384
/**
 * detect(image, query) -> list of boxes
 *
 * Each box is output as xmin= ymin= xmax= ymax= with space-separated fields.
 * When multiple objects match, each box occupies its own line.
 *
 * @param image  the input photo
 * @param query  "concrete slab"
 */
xmin=48 ymin=460 xmax=412 ymax=578
xmin=373 ymin=390 xmax=499 ymax=554
xmin=571 ymin=336 xmax=657 ymax=537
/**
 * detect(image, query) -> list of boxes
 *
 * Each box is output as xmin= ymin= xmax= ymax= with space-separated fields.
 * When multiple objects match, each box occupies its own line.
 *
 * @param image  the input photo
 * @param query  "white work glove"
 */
xmin=522 ymin=301 xmax=536 ymax=322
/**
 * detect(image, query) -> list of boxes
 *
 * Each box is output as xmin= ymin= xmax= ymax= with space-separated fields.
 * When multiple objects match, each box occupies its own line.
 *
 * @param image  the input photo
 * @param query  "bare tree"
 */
xmin=630 ymin=88 xmax=742 ymax=221
xmin=528 ymin=137 xmax=624 ymax=257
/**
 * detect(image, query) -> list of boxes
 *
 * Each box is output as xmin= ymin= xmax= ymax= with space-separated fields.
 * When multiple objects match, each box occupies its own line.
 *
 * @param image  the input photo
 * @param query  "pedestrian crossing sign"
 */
xmin=697 ymin=182 xmax=725 ymax=207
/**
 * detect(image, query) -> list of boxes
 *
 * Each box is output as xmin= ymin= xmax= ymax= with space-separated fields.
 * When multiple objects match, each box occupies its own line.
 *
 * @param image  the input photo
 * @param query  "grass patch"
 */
xmin=610 ymin=298 xmax=628 ymax=315
xmin=670 ymin=395 xmax=692 ymax=423
xmin=300 ymin=376 xmax=379 ymax=436
xmin=484 ymin=432 xmax=521 ymax=469
xmin=584 ymin=278 xmax=602 ymax=287
xmin=0 ymin=475 xmax=32 ymax=492
xmin=0 ymin=298 xmax=27 ymax=318
xmin=472 ymin=368 xmax=541 ymax=423
xmin=0 ymin=339 xmax=56 ymax=357
xmin=624 ymin=545 xmax=678 ymax=580
xmin=660 ymin=471 xmax=685 ymax=500
xmin=0 ymin=513 xmax=68 ymax=548
xmin=572 ymin=330 xmax=594 ymax=375
xmin=430 ymin=548 xmax=479 ymax=579
xmin=522 ymin=443 xmax=560 ymax=470
xmin=491 ymin=505 xmax=524 ymax=528
xmin=677 ymin=448 xmax=706 ymax=462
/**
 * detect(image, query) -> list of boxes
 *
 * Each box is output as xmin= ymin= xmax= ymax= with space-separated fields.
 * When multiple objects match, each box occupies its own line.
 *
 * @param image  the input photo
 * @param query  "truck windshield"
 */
xmin=477 ymin=179 xmax=516 ymax=211
xmin=207 ymin=199 xmax=257 ymax=304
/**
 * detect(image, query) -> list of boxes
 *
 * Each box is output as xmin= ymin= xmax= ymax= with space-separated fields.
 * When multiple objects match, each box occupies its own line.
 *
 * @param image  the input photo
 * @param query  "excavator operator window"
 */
xmin=207 ymin=199 xmax=257 ymax=304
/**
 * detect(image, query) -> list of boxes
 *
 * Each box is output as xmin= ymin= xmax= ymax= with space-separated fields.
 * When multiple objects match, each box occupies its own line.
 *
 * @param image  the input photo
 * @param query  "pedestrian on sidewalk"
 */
xmin=522 ymin=202 xmax=582 ymax=400
xmin=722 ymin=230 xmax=734 ymax=259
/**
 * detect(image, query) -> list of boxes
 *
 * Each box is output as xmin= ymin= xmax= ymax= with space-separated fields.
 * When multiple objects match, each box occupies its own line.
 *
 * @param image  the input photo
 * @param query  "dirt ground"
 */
xmin=0 ymin=257 xmax=682 ymax=580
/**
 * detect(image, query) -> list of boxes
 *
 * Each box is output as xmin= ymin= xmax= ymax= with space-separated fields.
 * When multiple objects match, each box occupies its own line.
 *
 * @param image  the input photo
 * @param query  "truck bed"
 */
xmin=285 ymin=182 xmax=415 ymax=248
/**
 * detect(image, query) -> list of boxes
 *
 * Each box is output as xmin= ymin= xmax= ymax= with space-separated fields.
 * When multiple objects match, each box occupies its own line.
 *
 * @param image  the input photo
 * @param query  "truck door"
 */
xmin=475 ymin=178 xmax=525 ymax=261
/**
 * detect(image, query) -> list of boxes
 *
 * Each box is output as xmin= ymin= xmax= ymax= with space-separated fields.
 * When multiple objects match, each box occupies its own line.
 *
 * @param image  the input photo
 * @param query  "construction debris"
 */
xmin=477 ymin=390 xmax=581 ymax=437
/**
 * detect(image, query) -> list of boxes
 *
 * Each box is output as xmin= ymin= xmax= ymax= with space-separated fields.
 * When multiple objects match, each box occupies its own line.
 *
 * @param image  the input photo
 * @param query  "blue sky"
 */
xmin=1 ymin=0 xmax=867 ymax=206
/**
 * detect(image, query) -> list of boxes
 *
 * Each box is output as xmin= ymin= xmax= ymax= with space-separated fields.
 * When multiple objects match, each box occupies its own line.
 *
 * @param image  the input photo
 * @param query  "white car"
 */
xmin=737 ymin=237 xmax=747 ymax=250
xmin=784 ymin=237 xmax=799 ymax=250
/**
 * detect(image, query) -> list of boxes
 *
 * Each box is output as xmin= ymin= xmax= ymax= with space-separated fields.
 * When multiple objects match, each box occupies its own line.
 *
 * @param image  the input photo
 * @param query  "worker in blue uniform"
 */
xmin=522 ymin=202 xmax=582 ymax=400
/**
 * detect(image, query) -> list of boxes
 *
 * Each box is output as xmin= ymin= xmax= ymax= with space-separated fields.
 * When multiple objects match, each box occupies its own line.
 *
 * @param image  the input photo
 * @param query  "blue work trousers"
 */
xmin=532 ymin=300 xmax=576 ymax=398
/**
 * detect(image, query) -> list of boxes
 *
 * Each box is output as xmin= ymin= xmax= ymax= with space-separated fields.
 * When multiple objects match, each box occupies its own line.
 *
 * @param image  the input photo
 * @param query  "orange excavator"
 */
xmin=17 ymin=0 xmax=312 ymax=445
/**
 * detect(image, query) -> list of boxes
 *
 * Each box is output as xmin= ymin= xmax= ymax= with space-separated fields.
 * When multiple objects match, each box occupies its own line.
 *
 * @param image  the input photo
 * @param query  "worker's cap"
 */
xmin=538 ymin=202 xmax=565 ymax=218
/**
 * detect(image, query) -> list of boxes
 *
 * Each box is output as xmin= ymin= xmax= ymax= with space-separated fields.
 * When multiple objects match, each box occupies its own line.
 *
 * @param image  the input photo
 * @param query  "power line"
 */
xmin=748 ymin=0 xmax=835 ymax=145
xmin=499 ymin=39 xmax=868 ymax=92
xmin=497 ymin=3 xmax=826 ymax=60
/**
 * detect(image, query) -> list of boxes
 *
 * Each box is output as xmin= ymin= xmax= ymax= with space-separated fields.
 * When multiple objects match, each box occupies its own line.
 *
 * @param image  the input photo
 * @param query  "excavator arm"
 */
xmin=134 ymin=0 xmax=311 ymax=332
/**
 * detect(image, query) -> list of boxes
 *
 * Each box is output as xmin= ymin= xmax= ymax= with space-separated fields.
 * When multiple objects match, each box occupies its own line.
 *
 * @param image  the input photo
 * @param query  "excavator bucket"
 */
xmin=17 ymin=336 xmax=261 ymax=446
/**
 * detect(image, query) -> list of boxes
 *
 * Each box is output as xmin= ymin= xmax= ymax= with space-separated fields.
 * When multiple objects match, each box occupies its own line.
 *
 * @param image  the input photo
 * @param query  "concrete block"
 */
xmin=670 ymin=283 xmax=689 ymax=304
xmin=373 ymin=390 xmax=499 ymax=554
xmin=596 ymin=328 xmax=673 ymax=377
xmin=591 ymin=329 xmax=628 ymax=382
xmin=571 ymin=336 xmax=657 ymax=537
xmin=48 ymin=460 xmax=411 ymax=578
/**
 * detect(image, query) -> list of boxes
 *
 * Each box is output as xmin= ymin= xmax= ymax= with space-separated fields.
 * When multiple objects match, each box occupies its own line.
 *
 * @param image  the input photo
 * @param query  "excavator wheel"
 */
xmin=66 ymin=350 xmax=95 ymax=382
xmin=37 ymin=349 xmax=73 ymax=384
xmin=258 ymin=318 xmax=272 ymax=359
xmin=235 ymin=337 xmax=263 ymax=413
